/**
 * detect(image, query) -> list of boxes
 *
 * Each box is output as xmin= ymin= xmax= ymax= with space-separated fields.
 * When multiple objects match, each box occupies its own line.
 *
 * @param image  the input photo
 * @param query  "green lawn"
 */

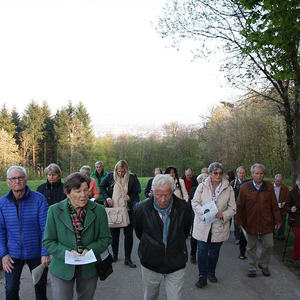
xmin=0 ymin=178 xmax=152 ymax=199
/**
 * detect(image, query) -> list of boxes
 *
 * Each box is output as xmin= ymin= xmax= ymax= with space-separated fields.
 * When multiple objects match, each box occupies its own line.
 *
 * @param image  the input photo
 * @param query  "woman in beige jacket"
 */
xmin=192 ymin=162 xmax=236 ymax=288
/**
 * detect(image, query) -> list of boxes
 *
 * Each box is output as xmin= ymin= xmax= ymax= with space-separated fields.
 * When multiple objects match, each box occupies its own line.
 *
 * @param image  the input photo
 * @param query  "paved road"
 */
xmin=1 ymin=232 xmax=300 ymax=300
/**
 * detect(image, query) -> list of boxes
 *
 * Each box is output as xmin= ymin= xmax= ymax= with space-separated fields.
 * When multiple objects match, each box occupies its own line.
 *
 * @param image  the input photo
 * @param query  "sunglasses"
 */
xmin=213 ymin=172 xmax=223 ymax=176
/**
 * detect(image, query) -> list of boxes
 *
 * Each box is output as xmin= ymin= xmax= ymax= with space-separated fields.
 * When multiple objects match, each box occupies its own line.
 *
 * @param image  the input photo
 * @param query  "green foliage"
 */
xmin=157 ymin=0 xmax=300 ymax=181
xmin=0 ymin=104 xmax=16 ymax=135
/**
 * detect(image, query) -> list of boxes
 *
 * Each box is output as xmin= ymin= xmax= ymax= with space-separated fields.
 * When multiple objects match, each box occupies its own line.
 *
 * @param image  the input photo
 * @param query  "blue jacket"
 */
xmin=0 ymin=186 xmax=49 ymax=260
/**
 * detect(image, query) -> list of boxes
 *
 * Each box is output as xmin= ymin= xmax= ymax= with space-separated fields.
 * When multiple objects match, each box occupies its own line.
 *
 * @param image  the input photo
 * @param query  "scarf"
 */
xmin=209 ymin=178 xmax=222 ymax=202
xmin=153 ymin=197 xmax=173 ymax=247
xmin=68 ymin=200 xmax=87 ymax=254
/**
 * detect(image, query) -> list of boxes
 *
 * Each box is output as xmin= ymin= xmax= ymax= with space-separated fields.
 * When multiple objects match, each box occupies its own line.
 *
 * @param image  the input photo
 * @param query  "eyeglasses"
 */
xmin=213 ymin=172 xmax=223 ymax=176
xmin=154 ymin=193 xmax=172 ymax=199
xmin=7 ymin=176 xmax=26 ymax=183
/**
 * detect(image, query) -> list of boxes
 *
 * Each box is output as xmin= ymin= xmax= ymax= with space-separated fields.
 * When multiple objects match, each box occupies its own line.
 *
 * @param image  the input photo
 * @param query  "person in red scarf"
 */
xmin=43 ymin=172 xmax=111 ymax=300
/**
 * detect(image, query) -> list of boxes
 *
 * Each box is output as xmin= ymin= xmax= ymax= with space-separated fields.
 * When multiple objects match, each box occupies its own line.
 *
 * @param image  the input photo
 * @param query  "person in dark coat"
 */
xmin=182 ymin=168 xmax=199 ymax=264
xmin=285 ymin=176 xmax=300 ymax=267
xmin=134 ymin=174 xmax=192 ymax=300
xmin=144 ymin=168 xmax=162 ymax=198
xmin=37 ymin=163 xmax=66 ymax=206
xmin=100 ymin=160 xmax=138 ymax=268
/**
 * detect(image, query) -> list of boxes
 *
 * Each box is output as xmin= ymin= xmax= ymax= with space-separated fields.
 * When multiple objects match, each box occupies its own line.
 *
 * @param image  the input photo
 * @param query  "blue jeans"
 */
xmin=197 ymin=240 xmax=223 ymax=277
xmin=5 ymin=257 xmax=47 ymax=300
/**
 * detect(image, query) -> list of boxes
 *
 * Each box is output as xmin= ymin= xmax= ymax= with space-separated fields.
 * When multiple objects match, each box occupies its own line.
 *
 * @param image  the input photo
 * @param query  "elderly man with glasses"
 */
xmin=0 ymin=166 xmax=50 ymax=300
xmin=134 ymin=174 xmax=192 ymax=300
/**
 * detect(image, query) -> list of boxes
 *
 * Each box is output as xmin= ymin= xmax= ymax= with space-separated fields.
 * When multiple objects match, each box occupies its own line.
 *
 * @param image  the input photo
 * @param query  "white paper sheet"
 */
xmin=65 ymin=249 xmax=97 ymax=265
xmin=200 ymin=201 xmax=218 ymax=224
xmin=32 ymin=264 xmax=45 ymax=285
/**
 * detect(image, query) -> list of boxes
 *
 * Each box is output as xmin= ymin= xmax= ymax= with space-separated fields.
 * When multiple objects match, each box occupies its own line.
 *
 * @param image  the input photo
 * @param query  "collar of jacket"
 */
xmin=57 ymin=199 xmax=97 ymax=233
xmin=248 ymin=180 xmax=267 ymax=191
xmin=7 ymin=185 xmax=31 ymax=202
xmin=46 ymin=180 xmax=62 ymax=188
xmin=202 ymin=177 xmax=230 ymax=193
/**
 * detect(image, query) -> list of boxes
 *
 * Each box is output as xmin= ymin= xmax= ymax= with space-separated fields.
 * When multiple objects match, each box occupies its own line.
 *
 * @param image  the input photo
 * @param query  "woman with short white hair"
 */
xmin=192 ymin=162 xmax=236 ymax=288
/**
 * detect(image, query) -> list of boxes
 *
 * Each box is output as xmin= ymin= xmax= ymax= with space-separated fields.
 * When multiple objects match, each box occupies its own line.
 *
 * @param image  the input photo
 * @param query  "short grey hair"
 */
xmin=275 ymin=174 xmax=283 ymax=180
xmin=80 ymin=165 xmax=91 ymax=172
xmin=236 ymin=166 xmax=246 ymax=174
xmin=95 ymin=161 xmax=104 ymax=167
xmin=201 ymin=167 xmax=208 ymax=173
xmin=295 ymin=175 xmax=300 ymax=185
xmin=250 ymin=163 xmax=265 ymax=174
xmin=7 ymin=166 xmax=27 ymax=178
xmin=197 ymin=173 xmax=209 ymax=181
xmin=152 ymin=174 xmax=175 ymax=192
xmin=208 ymin=162 xmax=224 ymax=174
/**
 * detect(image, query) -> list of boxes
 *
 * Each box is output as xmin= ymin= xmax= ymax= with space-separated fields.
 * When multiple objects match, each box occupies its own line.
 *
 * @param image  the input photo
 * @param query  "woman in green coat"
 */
xmin=43 ymin=172 xmax=111 ymax=300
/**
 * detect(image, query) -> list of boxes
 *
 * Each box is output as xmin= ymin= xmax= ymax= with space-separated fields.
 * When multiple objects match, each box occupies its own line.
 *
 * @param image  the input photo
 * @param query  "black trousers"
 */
xmin=239 ymin=230 xmax=247 ymax=256
xmin=110 ymin=213 xmax=133 ymax=259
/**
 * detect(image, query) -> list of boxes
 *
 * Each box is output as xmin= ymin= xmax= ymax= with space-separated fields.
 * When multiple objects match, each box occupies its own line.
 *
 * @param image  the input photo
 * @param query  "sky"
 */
xmin=0 ymin=0 xmax=238 ymax=134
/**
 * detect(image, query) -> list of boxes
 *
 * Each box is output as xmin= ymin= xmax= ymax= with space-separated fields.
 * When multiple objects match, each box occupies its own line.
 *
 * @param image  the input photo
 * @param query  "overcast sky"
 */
xmin=0 ymin=0 xmax=238 ymax=133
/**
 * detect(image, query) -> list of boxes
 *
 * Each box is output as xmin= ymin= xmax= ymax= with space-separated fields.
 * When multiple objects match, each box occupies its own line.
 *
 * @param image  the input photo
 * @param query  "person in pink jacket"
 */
xmin=80 ymin=166 xmax=100 ymax=200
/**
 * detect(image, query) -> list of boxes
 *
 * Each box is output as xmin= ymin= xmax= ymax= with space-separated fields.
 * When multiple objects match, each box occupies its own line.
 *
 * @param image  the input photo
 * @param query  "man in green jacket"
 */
xmin=90 ymin=161 xmax=108 ymax=205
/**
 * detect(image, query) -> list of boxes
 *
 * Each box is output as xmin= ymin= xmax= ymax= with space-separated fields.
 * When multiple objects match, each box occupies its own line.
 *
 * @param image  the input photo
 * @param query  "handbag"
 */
xmin=105 ymin=207 xmax=130 ymax=228
xmin=96 ymin=250 xmax=113 ymax=281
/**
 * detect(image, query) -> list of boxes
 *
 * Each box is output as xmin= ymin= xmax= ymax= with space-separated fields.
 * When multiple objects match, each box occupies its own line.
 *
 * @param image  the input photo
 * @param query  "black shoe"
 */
xmin=207 ymin=274 xmax=218 ymax=283
xmin=190 ymin=255 xmax=196 ymax=264
xmin=124 ymin=258 xmax=137 ymax=268
xmin=258 ymin=264 xmax=270 ymax=276
xmin=239 ymin=254 xmax=247 ymax=260
xmin=112 ymin=254 xmax=118 ymax=262
xmin=247 ymin=270 xmax=256 ymax=278
xmin=195 ymin=276 xmax=207 ymax=288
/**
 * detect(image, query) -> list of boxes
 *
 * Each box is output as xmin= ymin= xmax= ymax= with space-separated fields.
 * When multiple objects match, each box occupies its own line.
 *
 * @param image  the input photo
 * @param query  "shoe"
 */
xmin=235 ymin=240 xmax=240 ymax=245
xmin=247 ymin=270 xmax=256 ymax=278
xmin=124 ymin=258 xmax=137 ymax=268
xmin=258 ymin=264 xmax=271 ymax=276
xmin=195 ymin=276 xmax=207 ymax=288
xmin=239 ymin=255 xmax=247 ymax=260
xmin=112 ymin=254 xmax=118 ymax=262
xmin=190 ymin=255 xmax=196 ymax=264
xmin=207 ymin=274 xmax=218 ymax=283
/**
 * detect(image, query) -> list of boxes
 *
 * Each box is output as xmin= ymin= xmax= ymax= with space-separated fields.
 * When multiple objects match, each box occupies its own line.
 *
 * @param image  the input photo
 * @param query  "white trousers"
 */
xmin=141 ymin=265 xmax=185 ymax=300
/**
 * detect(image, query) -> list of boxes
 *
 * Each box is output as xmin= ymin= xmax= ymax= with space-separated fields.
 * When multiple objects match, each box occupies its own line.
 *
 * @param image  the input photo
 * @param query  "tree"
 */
xmin=21 ymin=101 xmax=46 ymax=173
xmin=0 ymin=104 xmax=16 ymax=135
xmin=11 ymin=107 xmax=22 ymax=146
xmin=0 ymin=129 xmax=21 ymax=179
xmin=54 ymin=101 xmax=95 ymax=173
xmin=157 ymin=0 xmax=300 ymax=181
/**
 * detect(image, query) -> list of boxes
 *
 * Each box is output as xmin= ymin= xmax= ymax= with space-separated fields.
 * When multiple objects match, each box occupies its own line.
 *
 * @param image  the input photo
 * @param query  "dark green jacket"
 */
xmin=43 ymin=199 xmax=111 ymax=280
xmin=91 ymin=170 xmax=108 ymax=204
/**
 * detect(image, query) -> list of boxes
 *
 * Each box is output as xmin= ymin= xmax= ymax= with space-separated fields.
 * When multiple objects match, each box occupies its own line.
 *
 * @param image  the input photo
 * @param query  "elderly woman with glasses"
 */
xmin=192 ymin=162 xmax=236 ymax=288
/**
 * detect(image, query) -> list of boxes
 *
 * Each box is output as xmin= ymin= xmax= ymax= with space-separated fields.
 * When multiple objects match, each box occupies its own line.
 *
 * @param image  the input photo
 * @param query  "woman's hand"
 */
xmin=291 ymin=206 xmax=297 ymax=213
xmin=215 ymin=211 xmax=223 ymax=219
xmin=71 ymin=249 xmax=89 ymax=256
xmin=106 ymin=198 xmax=113 ymax=207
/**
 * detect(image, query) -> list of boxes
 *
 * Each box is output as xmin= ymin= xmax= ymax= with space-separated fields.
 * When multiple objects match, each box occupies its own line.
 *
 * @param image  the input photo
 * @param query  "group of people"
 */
xmin=0 ymin=160 xmax=300 ymax=300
